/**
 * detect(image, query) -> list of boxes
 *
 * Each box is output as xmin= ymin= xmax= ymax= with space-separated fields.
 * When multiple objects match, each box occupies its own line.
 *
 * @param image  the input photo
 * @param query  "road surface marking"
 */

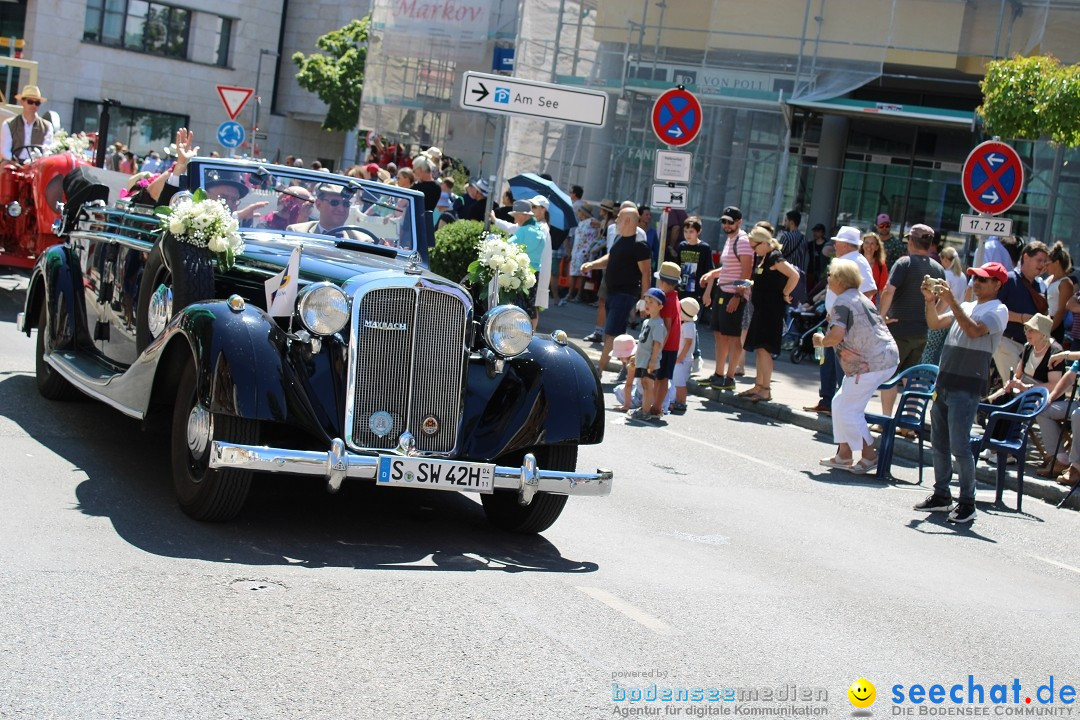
xmin=660 ymin=427 xmax=788 ymax=472
xmin=1031 ymin=555 xmax=1080 ymax=575
xmin=576 ymin=586 xmax=673 ymax=634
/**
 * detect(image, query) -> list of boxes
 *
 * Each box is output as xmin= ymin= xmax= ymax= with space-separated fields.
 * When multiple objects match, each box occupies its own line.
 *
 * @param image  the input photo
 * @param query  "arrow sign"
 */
xmin=459 ymin=71 xmax=608 ymax=127
xmin=217 ymin=120 xmax=245 ymax=149
xmin=961 ymin=140 xmax=1023 ymax=215
xmin=471 ymin=83 xmax=490 ymax=102
xmin=216 ymin=85 xmax=254 ymax=121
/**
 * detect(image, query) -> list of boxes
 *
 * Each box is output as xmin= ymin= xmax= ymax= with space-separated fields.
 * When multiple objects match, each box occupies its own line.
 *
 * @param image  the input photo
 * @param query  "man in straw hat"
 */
xmin=1 ymin=85 xmax=54 ymax=162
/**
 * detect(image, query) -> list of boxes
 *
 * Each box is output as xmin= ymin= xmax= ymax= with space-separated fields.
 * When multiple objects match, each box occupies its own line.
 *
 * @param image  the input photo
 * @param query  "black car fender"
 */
xmin=154 ymin=301 xmax=292 ymax=422
xmin=457 ymin=335 xmax=605 ymax=460
xmin=21 ymin=245 xmax=81 ymax=347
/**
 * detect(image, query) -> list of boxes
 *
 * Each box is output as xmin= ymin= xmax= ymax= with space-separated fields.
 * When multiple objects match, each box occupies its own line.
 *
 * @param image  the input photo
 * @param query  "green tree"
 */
xmin=291 ymin=17 xmax=370 ymax=132
xmin=979 ymin=54 xmax=1080 ymax=147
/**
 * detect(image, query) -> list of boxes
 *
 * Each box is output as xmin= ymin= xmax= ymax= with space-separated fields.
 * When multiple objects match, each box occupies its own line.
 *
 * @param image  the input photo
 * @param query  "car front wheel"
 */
xmin=170 ymin=361 xmax=257 ymax=521
xmin=481 ymin=445 xmax=575 ymax=534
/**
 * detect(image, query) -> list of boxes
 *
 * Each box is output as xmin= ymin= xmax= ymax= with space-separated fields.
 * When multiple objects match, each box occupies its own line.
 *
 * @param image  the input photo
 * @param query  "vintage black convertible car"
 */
xmin=17 ymin=159 xmax=611 ymax=533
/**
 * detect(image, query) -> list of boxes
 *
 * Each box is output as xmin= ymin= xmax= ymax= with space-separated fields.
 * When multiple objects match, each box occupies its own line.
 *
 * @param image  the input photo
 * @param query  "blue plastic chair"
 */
xmin=970 ymin=386 xmax=1049 ymax=512
xmin=865 ymin=364 xmax=938 ymax=482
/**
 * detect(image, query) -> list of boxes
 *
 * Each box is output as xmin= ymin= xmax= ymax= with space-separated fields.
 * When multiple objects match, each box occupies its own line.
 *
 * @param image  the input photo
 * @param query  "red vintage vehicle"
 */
xmin=0 ymin=151 xmax=92 ymax=269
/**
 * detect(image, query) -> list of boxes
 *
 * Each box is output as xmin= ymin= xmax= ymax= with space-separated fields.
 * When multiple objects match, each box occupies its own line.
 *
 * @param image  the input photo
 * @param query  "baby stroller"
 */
xmin=782 ymin=301 xmax=827 ymax=364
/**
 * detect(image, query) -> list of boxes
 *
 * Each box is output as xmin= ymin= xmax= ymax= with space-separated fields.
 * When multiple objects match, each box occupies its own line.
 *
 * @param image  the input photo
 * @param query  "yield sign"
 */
xmin=651 ymin=87 xmax=703 ymax=147
xmin=961 ymin=140 xmax=1024 ymax=215
xmin=216 ymin=85 xmax=254 ymax=121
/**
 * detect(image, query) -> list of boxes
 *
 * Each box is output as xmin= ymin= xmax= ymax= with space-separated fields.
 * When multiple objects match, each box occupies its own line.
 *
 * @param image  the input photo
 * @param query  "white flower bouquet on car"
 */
xmin=467 ymin=232 xmax=536 ymax=304
xmin=155 ymin=189 xmax=245 ymax=271
xmin=45 ymin=130 xmax=92 ymax=157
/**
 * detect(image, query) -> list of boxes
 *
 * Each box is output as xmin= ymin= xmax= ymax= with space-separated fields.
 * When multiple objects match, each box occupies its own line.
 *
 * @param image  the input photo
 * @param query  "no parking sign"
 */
xmin=961 ymin=140 xmax=1023 ymax=215
xmin=651 ymin=87 xmax=702 ymax=147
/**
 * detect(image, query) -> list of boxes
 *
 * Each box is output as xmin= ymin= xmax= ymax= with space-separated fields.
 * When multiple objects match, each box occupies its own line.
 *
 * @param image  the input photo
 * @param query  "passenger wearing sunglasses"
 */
xmin=1 ymin=85 xmax=54 ymax=162
xmin=287 ymin=184 xmax=356 ymax=236
xmin=874 ymin=213 xmax=905 ymax=269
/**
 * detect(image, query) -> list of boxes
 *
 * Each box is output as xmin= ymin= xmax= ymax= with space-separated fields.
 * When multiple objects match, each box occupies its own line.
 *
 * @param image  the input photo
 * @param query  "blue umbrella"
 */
xmin=507 ymin=173 xmax=578 ymax=231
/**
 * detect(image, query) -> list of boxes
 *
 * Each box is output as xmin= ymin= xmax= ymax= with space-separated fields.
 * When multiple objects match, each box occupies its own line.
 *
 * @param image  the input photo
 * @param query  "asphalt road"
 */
xmin=1 ymin=283 xmax=1078 ymax=720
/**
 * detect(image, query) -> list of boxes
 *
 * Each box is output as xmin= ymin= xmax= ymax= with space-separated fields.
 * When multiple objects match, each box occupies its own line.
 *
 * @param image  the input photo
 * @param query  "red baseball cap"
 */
xmin=966 ymin=261 xmax=1009 ymax=284
xmin=365 ymin=163 xmax=380 ymax=176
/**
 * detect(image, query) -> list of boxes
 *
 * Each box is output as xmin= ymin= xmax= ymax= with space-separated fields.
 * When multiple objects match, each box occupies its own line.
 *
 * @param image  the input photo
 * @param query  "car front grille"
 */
xmin=348 ymin=284 xmax=468 ymax=454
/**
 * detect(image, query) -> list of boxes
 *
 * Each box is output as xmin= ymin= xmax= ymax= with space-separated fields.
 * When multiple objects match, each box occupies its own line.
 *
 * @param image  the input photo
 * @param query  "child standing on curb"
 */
xmin=671 ymin=297 xmax=700 ymax=413
xmin=629 ymin=288 xmax=667 ymax=423
xmin=612 ymin=334 xmax=638 ymax=411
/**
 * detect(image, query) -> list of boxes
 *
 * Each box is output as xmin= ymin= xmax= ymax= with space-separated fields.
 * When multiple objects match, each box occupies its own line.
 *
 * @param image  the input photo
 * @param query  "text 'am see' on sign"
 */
xmin=459 ymin=71 xmax=608 ymax=128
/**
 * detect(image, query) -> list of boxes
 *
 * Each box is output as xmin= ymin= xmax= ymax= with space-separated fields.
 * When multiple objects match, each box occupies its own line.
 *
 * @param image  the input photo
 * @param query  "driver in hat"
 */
xmin=1 ymin=85 xmax=54 ymax=162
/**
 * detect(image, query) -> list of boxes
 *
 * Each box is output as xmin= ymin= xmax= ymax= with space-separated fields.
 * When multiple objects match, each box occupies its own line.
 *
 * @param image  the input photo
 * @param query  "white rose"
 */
xmin=168 ymin=218 xmax=185 ymax=235
xmin=498 ymin=273 xmax=512 ymax=289
xmin=501 ymin=260 xmax=517 ymax=274
xmin=509 ymin=276 xmax=521 ymax=290
xmin=517 ymin=253 xmax=530 ymax=266
xmin=208 ymin=235 xmax=228 ymax=252
xmin=523 ymin=274 xmax=536 ymax=290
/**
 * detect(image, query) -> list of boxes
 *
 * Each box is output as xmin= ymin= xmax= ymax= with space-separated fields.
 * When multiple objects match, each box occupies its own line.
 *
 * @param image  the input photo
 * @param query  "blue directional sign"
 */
xmin=961 ymin=140 xmax=1023 ymax=215
xmin=217 ymin=120 xmax=245 ymax=150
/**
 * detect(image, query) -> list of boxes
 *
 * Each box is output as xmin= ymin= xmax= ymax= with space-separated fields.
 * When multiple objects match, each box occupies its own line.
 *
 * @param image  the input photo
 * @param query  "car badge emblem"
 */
xmin=369 ymin=411 xmax=394 ymax=437
xmin=421 ymin=415 xmax=439 ymax=436
xmin=363 ymin=320 xmax=408 ymax=331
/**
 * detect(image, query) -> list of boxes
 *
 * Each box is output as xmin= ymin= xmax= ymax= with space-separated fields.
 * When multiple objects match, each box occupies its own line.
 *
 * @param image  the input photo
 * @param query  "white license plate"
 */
xmin=376 ymin=455 xmax=495 ymax=494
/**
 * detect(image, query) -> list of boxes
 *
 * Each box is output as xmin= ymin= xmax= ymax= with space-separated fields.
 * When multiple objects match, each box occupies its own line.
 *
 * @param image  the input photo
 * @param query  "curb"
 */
xmin=578 ymin=342 xmax=1080 ymax=513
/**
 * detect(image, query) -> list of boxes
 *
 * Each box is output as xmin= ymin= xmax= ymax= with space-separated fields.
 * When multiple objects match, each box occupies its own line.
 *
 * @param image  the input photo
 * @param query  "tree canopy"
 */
xmin=979 ymin=54 xmax=1080 ymax=147
xmin=291 ymin=17 xmax=370 ymax=133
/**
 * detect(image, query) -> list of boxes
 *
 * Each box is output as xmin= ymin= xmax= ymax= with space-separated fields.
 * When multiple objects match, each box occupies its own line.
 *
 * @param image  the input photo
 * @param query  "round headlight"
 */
xmin=483 ymin=305 xmax=533 ymax=357
xmin=298 ymin=282 xmax=350 ymax=336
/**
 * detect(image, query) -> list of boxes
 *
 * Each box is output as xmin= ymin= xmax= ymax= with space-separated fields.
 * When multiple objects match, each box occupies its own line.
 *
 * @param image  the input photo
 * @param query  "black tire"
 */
xmin=136 ymin=237 xmax=216 ymax=353
xmin=790 ymin=348 xmax=804 ymax=364
xmin=481 ymin=445 xmax=575 ymax=534
xmin=170 ymin=361 xmax=257 ymax=521
xmin=34 ymin=301 xmax=78 ymax=401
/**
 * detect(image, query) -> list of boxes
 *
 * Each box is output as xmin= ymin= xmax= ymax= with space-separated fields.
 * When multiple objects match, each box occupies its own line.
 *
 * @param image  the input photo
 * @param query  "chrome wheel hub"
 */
xmin=186 ymin=404 xmax=211 ymax=459
xmin=148 ymin=284 xmax=173 ymax=338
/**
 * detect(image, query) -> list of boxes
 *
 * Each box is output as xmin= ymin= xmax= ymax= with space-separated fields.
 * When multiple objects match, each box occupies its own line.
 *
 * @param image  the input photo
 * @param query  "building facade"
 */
xmin=13 ymin=0 xmax=370 ymax=170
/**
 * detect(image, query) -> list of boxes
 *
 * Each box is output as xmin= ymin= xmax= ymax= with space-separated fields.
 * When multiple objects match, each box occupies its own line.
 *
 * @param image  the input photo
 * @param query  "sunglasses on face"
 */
xmin=720 ymin=220 xmax=735 ymax=226
xmin=321 ymin=198 xmax=346 ymax=207
xmin=972 ymin=276 xmax=993 ymax=284
xmin=878 ymin=223 xmax=891 ymax=229
xmin=23 ymin=99 xmax=40 ymax=106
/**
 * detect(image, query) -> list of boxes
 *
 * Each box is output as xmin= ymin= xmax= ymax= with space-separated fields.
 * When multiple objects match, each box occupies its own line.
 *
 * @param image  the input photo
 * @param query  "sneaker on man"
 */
xmin=583 ymin=330 xmax=602 ymax=342
xmin=947 ymin=503 xmax=976 ymax=524
xmin=913 ymin=494 xmax=953 ymax=512
xmin=715 ymin=376 xmax=736 ymax=391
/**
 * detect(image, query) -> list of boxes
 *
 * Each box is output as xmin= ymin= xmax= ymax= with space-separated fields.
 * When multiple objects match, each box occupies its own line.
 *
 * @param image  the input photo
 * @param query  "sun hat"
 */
xmin=529 ymin=195 xmax=550 ymax=209
xmin=511 ymin=199 xmax=533 ymax=215
xmin=966 ymin=261 xmax=1009 ymax=284
xmin=831 ymin=225 xmax=863 ymax=247
xmin=612 ymin=334 xmax=637 ymax=359
xmin=15 ymin=85 xmax=45 ymax=102
xmin=644 ymin=287 xmax=666 ymax=306
xmin=679 ymin=297 xmax=700 ymax=322
xmin=599 ymin=198 xmax=617 ymax=213
xmin=469 ymin=178 xmax=490 ymax=196
xmin=1023 ymin=313 xmax=1052 ymax=337
xmin=655 ymin=261 xmax=681 ymax=284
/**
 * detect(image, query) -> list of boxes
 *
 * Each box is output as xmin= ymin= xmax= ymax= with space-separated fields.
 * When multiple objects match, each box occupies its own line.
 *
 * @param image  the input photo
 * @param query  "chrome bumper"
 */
xmin=209 ymin=438 xmax=613 ymax=506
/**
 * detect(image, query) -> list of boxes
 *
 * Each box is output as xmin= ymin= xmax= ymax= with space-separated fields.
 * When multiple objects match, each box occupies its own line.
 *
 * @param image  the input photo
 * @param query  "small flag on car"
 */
xmin=265 ymin=245 xmax=301 ymax=317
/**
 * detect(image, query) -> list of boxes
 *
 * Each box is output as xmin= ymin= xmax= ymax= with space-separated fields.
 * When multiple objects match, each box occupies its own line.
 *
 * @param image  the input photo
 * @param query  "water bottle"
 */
xmin=814 ymin=344 xmax=825 ymax=364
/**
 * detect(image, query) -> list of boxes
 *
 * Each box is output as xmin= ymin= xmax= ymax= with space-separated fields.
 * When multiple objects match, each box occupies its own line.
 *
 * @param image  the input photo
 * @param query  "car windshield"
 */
xmin=191 ymin=162 xmax=418 ymax=253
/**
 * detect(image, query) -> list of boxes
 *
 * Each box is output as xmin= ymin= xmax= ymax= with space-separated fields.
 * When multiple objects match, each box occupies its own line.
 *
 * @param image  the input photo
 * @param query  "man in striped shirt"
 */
xmin=779 ymin=210 xmax=808 ymax=275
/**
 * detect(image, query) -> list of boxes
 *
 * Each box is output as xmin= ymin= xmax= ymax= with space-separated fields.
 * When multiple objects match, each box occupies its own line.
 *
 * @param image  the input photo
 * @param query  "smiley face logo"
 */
xmin=848 ymin=679 xmax=876 ymax=709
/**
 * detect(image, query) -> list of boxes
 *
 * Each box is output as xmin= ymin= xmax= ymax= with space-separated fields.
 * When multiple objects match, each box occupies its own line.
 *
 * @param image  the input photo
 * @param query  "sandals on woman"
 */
xmin=1038 ymin=459 xmax=1069 ymax=478
xmin=849 ymin=457 xmax=878 ymax=475
xmin=819 ymin=455 xmax=853 ymax=469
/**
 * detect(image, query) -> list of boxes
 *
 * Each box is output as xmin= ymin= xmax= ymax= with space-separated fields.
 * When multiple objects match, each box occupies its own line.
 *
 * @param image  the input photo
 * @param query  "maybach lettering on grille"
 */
xmin=394 ymin=0 xmax=486 ymax=22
